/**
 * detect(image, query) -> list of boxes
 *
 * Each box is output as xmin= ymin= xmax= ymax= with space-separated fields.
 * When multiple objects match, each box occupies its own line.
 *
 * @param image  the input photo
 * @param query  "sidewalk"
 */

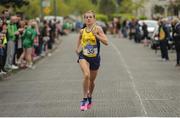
xmin=0 ymin=37 xmax=62 ymax=81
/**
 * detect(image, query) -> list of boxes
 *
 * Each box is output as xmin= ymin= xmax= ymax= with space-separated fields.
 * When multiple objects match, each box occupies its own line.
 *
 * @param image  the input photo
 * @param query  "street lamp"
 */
xmin=40 ymin=0 xmax=43 ymax=18
xmin=54 ymin=0 xmax=57 ymax=17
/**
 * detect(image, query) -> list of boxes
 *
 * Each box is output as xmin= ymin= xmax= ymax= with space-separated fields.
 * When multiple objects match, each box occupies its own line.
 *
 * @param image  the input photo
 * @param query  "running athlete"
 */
xmin=76 ymin=10 xmax=108 ymax=111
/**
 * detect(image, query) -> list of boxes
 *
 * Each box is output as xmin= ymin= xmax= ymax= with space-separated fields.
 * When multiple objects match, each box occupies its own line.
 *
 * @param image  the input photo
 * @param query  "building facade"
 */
xmin=134 ymin=0 xmax=172 ymax=19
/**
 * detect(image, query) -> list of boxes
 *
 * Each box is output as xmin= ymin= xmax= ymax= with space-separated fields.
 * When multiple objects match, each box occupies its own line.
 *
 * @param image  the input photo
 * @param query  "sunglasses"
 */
xmin=84 ymin=16 xmax=93 ymax=19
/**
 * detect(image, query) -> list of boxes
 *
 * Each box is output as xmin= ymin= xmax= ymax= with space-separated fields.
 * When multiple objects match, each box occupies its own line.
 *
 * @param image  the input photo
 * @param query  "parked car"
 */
xmin=139 ymin=20 xmax=159 ymax=39
xmin=139 ymin=20 xmax=159 ymax=49
xmin=44 ymin=16 xmax=64 ymax=24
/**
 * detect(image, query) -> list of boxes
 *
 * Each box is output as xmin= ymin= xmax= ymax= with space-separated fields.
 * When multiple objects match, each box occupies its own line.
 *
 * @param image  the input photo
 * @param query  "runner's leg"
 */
xmin=89 ymin=70 xmax=98 ymax=97
xmin=79 ymin=59 xmax=90 ymax=98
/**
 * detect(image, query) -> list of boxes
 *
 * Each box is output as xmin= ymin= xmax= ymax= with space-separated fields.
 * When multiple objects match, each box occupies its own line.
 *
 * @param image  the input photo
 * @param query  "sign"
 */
xmin=43 ymin=7 xmax=51 ymax=15
xmin=42 ymin=0 xmax=50 ymax=7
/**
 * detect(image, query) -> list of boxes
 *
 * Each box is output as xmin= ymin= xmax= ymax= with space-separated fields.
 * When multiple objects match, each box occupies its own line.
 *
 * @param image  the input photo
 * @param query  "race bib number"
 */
xmin=83 ymin=44 xmax=97 ymax=57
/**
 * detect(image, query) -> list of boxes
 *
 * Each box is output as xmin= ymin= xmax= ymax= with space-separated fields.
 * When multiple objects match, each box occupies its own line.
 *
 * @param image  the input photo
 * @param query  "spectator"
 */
xmin=134 ymin=20 xmax=141 ymax=43
xmin=158 ymin=19 xmax=170 ymax=61
xmin=0 ymin=18 xmax=7 ymax=73
xmin=16 ymin=20 xmax=26 ymax=66
xmin=129 ymin=19 xmax=136 ymax=40
xmin=0 ymin=19 xmax=7 ymax=74
xmin=121 ymin=19 xmax=128 ymax=38
xmin=4 ymin=16 xmax=19 ymax=70
xmin=20 ymin=20 xmax=37 ymax=68
xmin=142 ymin=22 xmax=149 ymax=46
xmin=172 ymin=18 xmax=180 ymax=66
xmin=41 ymin=20 xmax=50 ymax=56
xmin=1 ymin=10 xmax=10 ymax=22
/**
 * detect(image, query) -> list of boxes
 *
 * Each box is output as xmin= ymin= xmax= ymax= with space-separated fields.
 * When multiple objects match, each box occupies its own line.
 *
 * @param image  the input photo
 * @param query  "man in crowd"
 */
xmin=158 ymin=19 xmax=170 ymax=61
xmin=4 ymin=15 xmax=19 ymax=70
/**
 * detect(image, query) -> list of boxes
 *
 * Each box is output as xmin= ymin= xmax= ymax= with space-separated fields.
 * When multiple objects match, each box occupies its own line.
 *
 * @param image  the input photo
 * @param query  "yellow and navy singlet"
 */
xmin=81 ymin=25 xmax=100 ymax=58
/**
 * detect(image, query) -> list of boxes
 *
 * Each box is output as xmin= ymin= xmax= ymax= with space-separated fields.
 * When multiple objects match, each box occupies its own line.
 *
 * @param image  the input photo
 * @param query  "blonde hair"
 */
xmin=84 ymin=10 xmax=96 ymax=18
xmin=172 ymin=17 xmax=179 ymax=24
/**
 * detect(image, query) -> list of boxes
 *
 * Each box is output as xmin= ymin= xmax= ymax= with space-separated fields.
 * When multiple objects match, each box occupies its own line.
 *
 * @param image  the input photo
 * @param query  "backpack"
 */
xmin=159 ymin=26 xmax=165 ymax=40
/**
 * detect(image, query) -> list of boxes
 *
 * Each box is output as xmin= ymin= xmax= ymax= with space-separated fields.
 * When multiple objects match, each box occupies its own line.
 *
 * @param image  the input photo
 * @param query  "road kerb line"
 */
xmin=110 ymin=41 xmax=148 ymax=116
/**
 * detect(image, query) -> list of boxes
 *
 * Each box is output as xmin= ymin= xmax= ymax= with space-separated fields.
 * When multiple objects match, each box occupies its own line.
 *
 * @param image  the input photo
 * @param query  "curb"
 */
xmin=0 ymin=38 xmax=62 ymax=81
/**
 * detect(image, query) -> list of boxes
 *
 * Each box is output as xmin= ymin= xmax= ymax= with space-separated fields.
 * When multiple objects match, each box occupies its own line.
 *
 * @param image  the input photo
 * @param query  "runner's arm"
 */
xmin=75 ymin=29 xmax=83 ymax=55
xmin=94 ymin=26 xmax=108 ymax=46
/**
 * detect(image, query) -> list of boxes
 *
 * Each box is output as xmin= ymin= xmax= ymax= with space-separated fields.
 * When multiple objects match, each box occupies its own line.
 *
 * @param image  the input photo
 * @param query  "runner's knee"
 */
xmin=83 ymin=72 xmax=90 ymax=79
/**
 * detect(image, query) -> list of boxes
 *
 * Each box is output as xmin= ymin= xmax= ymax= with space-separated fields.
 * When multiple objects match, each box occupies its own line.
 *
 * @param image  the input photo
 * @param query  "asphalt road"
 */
xmin=0 ymin=33 xmax=180 ymax=117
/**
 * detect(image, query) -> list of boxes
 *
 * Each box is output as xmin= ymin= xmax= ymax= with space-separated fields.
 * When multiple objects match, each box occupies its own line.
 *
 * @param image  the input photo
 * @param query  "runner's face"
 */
xmin=84 ymin=13 xmax=95 ymax=25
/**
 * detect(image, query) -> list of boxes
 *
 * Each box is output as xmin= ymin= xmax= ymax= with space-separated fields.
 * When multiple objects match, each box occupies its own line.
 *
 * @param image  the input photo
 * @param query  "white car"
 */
xmin=139 ymin=20 xmax=160 ymax=49
xmin=139 ymin=20 xmax=159 ymax=39
xmin=44 ymin=16 xmax=64 ymax=23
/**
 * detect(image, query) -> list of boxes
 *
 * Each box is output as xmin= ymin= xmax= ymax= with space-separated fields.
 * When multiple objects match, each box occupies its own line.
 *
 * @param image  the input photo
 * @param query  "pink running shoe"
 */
xmin=80 ymin=100 xmax=88 ymax=111
xmin=87 ymin=102 xmax=93 ymax=109
xmin=87 ymin=97 xmax=92 ymax=109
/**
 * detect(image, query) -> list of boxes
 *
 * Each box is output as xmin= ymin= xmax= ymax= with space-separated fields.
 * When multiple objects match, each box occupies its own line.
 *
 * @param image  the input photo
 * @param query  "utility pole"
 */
xmin=54 ymin=0 xmax=57 ymax=18
xmin=40 ymin=0 xmax=43 ymax=19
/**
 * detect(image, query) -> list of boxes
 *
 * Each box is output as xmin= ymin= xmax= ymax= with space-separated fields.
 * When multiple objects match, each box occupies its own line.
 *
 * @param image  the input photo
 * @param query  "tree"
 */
xmin=169 ymin=0 xmax=180 ymax=16
xmin=154 ymin=5 xmax=164 ymax=14
xmin=116 ymin=0 xmax=122 ymax=5
xmin=118 ymin=0 xmax=144 ymax=14
xmin=19 ymin=0 xmax=40 ymax=19
xmin=118 ymin=0 xmax=134 ymax=14
xmin=55 ymin=0 xmax=71 ymax=16
xmin=91 ymin=0 xmax=98 ymax=5
xmin=64 ymin=0 xmax=96 ymax=15
xmin=0 ymin=0 xmax=29 ymax=8
xmin=98 ymin=0 xmax=117 ymax=16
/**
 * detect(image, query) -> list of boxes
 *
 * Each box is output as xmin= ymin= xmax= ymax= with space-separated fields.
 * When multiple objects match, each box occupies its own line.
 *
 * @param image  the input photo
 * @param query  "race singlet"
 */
xmin=81 ymin=26 xmax=98 ymax=57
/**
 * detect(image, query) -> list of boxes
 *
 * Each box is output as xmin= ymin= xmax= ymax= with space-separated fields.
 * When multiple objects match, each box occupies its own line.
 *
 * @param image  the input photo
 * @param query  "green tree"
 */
xmin=21 ymin=0 xmax=40 ymax=18
xmin=0 ymin=0 xmax=39 ymax=18
xmin=132 ymin=0 xmax=144 ymax=16
xmin=56 ymin=0 xmax=71 ymax=16
xmin=98 ymin=0 xmax=117 ymax=16
xmin=91 ymin=0 xmax=98 ymax=5
xmin=169 ymin=0 xmax=180 ymax=16
xmin=0 ymin=0 xmax=29 ymax=8
xmin=118 ymin=0 xmax=144 ymax=14
xmin=118 ymin=0 xmax=134 ymax=13
xmin=116 ymin=0 xmax=123 ymax=5
xmin=96 ymin=14 xmax=108 ymax=22
xmin=154 ymin=5 xmax=164 ymax=14
xmin=66 ymin=0 xmax=96 ymax=15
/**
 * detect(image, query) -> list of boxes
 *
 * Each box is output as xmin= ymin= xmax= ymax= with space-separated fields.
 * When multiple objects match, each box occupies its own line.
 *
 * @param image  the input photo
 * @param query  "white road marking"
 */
xmin=110 ymin=41 xmax=148 ymax=116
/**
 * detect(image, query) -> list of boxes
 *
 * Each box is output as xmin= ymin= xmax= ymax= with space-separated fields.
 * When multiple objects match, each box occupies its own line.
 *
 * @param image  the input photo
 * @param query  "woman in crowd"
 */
xmin=19 ymin=20 xmax=37 ymax=68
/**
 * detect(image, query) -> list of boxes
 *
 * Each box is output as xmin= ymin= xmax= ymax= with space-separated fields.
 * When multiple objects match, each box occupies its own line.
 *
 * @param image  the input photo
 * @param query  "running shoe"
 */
xmin=80 ymin=100 xmax=88 ymax=111
xmin=87 ymin=97 xmax=92 ymax=109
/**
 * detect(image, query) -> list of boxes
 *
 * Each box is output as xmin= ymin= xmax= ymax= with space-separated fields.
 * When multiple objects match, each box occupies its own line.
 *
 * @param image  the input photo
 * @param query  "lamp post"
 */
xmin=40 ymin=0 xmax=43 ymax=18
xmin=54 ymin=0 xmax=57 ymax=18
xmin=164 ymin=5 xmax=168 ymax=17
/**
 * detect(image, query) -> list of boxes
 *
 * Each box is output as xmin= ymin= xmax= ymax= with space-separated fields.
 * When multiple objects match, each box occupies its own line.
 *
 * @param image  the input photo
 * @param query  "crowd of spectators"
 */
xmin=0 ymin=9 xmax=64 ymax=75
xmin=110 ymin=16 xmax=180 ymax=66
